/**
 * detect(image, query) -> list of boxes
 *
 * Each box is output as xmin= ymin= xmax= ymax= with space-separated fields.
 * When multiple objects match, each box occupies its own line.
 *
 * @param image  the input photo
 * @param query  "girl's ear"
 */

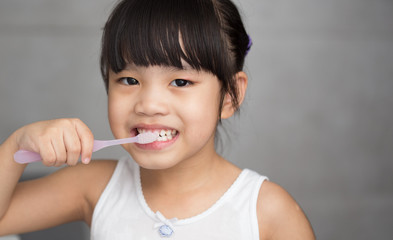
xmin=221 ymin=71 xmax=248 ymax=119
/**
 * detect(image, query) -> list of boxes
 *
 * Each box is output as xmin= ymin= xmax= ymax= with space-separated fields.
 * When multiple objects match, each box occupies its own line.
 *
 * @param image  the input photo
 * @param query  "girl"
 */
xmin=0 ymin=0 xmax=315 ymax=239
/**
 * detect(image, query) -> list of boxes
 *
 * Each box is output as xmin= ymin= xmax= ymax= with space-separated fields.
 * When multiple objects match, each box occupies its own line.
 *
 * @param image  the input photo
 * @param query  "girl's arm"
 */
xmin=0 ymin=119 xmax=114 ymax=235
xmin=0 ymin=131 xmax=27 ymax=225
xmin=0 ymin=159 xmax=116 ymax=235
xmin=257 ymin=181 xmax=316 ymax=240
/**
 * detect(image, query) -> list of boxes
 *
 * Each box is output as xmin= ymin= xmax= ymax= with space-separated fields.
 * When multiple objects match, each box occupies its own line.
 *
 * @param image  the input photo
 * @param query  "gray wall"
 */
xmin=1 ymin=0 xmax=392 ymax=239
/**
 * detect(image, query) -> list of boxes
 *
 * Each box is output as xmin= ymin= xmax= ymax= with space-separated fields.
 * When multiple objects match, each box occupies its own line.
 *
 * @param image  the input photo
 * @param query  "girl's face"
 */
xmin=107 ymin=63 xmax=224 ymax=169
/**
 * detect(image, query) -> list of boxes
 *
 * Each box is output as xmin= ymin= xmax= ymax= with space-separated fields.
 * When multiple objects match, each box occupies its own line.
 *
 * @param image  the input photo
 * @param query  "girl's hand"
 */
xmin=14 ymin=118 xmax=94 ymax=167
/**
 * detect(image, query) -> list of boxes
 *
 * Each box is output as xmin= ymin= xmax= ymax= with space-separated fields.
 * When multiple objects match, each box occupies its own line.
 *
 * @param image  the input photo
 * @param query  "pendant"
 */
xmin=158 ymin=224 xmax=174 ymax=238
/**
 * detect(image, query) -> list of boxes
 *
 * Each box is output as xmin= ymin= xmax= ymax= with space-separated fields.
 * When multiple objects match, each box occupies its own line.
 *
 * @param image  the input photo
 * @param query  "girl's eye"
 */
xmin=170 ymin=79 xmax=192 ymax=87
xmin=119 ymin=77 xmax=139 ymax=85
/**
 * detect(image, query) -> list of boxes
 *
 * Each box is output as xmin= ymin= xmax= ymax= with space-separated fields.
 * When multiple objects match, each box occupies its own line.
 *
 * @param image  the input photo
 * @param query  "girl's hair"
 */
xmin=100 ymin=0 xmax=250 ymax=114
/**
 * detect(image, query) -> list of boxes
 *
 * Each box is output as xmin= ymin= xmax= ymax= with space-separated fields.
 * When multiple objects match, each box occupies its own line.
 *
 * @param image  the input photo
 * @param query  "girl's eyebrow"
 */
xmin=122 ymin=62 xmax=195 ymax=73
xmin=168 ymin=65 xmax=192 ymax=72
xmin=171 ymin=59 xmax=194 ymax=72
xmin=124 ymin=63 xmax=138 ymax=71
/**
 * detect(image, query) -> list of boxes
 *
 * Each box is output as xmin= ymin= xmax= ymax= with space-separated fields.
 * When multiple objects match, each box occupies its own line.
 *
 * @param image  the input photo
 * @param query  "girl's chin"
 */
xmin=132 ymin=153 xmax=181 ymax=170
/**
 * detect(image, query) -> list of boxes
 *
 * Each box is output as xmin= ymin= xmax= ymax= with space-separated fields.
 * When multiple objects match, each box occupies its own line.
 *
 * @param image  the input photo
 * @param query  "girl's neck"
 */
xmin=140 ymin=151 xmax=226 ymax=194
xmin=139 ymin=152 xmax=241 ymax=219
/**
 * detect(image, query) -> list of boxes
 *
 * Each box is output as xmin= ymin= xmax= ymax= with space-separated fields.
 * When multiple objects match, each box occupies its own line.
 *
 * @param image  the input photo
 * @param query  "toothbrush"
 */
xmin=13 ymin=132 xmax=159 ymax=164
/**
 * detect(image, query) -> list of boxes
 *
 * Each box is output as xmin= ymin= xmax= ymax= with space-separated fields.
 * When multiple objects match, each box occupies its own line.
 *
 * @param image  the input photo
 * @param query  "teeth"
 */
xmin=161 ymin=135 xmax=168 ymax=141
xmin=137 ymin=128 xmax=177 ymax=142
xmin=137 ymin=129 xmax=146 ymax=134
xmin=160 ymin=129 xmax=166 ymax=137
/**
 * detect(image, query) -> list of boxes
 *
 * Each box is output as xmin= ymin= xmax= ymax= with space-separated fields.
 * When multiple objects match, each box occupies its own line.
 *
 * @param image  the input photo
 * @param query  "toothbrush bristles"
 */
xmin=137 ymin=132 xmax=159 ymax=144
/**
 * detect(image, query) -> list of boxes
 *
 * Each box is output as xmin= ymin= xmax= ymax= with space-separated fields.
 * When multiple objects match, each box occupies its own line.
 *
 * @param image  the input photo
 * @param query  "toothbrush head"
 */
xmin=137 ymin=132 xmax=159 ymax=144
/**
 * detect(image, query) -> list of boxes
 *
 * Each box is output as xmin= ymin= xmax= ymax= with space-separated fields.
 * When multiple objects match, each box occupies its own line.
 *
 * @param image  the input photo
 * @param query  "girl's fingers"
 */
xmin=74 ymin=119 xmax=94 ymax=165
xmin=63 ymin=130 xmax=81 ymax=166
xmin=16 ymin=118 xmax=94 ymax=166
xmin=51 ymin=134 xmax=68 ymax=167
xmin=38 ymin=139 xmax=58 ymax=167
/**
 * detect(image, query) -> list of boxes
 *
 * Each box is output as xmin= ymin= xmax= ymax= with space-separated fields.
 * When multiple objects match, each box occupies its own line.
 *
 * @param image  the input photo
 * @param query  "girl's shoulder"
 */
xmin=60 ymin=159 xmax=118 ymax=193
xmin=74 ymin=159 xmax=118 ymax=200
xmin=54 ymin=159 xmax=118 ymax=225
xmin=257 ymin=180 xmax=315 ymax=239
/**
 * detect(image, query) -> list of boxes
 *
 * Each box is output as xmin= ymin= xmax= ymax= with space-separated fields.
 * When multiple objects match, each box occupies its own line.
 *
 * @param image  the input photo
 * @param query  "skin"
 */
xmin=0 ymin=64 xmax=315 ymax=239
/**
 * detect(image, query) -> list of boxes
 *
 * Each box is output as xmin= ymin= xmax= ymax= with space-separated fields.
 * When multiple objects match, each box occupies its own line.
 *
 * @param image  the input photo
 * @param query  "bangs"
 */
xmin=101 ymin=0 xmax=233 ymax=85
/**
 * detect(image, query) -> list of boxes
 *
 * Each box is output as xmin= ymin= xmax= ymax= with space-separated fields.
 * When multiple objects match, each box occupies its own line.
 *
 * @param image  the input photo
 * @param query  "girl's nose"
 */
xmin=134 ymin=87 xmax=170 ymax=117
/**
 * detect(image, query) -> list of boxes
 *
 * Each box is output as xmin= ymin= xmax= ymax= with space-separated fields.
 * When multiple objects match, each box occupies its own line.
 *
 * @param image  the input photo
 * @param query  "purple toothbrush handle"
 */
xmin=14 ymin=150 xmax=42 ymax=164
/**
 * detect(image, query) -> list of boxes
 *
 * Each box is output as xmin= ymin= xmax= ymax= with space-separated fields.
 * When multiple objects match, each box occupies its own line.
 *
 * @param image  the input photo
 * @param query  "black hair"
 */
xmin=100 ymin=0 xmax=250 ymax=114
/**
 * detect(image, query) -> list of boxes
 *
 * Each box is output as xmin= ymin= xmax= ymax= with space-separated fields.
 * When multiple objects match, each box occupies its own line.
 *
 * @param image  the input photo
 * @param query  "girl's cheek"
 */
xmin=108 ymin=96 xmax=127 ymax=135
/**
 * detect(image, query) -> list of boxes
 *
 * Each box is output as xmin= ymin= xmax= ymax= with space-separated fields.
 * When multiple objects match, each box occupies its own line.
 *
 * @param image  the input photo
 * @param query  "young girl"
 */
xmin=0 ymin=0 xmax=315 ymax=239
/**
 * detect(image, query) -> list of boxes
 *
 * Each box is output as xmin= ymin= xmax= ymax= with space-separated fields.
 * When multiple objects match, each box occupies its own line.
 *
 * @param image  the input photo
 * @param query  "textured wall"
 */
xmin=0 ymin=0 xmax=392 ymax=239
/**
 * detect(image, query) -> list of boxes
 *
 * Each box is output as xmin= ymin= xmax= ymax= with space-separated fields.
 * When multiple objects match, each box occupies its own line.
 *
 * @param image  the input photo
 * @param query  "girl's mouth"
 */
xmin=136 ymin=128 xmax=178 ymax=142
xmin=130 ymin=126 xmax=179 ymax=150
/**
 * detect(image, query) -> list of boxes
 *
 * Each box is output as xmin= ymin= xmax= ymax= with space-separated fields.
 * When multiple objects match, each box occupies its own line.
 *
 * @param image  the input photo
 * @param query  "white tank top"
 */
xmin=91 ymin=156 xmax=268 ymax=239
